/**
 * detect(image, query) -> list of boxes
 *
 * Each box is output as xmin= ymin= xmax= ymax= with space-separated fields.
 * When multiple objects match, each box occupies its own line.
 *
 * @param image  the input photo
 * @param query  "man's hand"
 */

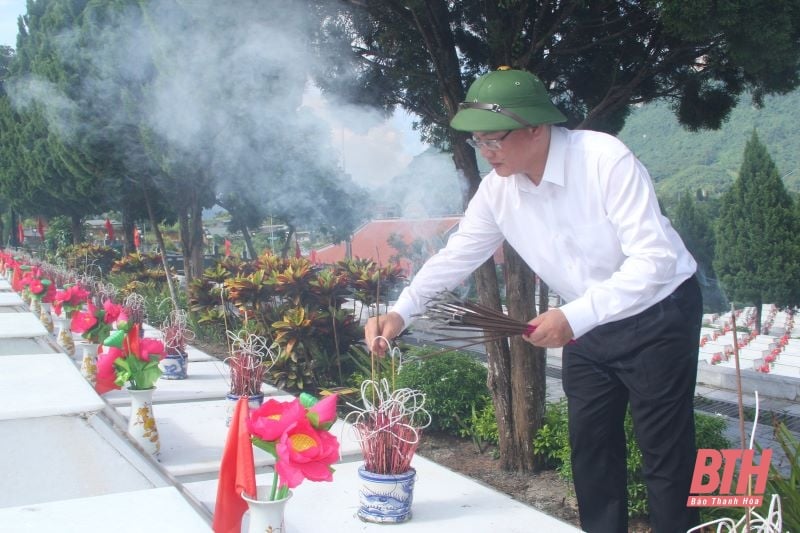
xmin=523 ymin=308 xmax=574 ymax=348
xmin=364 ymin=311 xmax=405 ymax=356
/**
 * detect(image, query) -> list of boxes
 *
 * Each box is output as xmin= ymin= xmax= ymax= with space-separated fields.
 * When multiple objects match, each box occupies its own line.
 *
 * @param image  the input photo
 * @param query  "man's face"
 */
xmin=469 ymin=128 xmax=533 ymax=177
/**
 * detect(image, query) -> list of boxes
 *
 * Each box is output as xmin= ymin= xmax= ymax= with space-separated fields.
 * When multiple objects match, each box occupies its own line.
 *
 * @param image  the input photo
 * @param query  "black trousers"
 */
xmin=562 ymin=276 xmax=702 ymax=533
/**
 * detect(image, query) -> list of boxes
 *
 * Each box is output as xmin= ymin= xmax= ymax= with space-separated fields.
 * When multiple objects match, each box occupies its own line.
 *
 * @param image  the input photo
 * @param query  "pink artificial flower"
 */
xmin=138 ymin=338 xmax=166 ymax=362
xmin=102 ymin=300 xmax=123 ymax=323
xmin=95 ymin=347 xmax=125 ymax=394
xmin=70 ymin=304 xmax=99 ymax=334
xmin=309 ymin=393 xmax=338 ymax=428
xmin=248 ymin=398 xmax=306 ymax=442
xmin=65 ymin=285 xmax=90 ymax=306
xmin=275 ymin=418 xmax=339 ymax=488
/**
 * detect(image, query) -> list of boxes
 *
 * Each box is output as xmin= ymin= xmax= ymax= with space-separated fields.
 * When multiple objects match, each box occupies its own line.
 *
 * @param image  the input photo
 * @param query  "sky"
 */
xmin=0 ymin=0 xmax=429 ymax=188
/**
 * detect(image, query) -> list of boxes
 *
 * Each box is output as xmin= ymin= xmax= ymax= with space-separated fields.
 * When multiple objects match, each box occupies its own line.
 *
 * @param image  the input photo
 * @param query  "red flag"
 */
xmin=105 ymin=218 xmax=115 ymax=241
xmin=133 ymin=227 xmax=141 ymax=249
xmin=37 ymin=218 xmax=45 ymax=240
xmin=17 ymin=223 xmax=24 ymax=243
xmin=224 ymin=239 xmax=231 ymax=257
xmin=213 ymin=397 xmax=256 ymax=533
xmin=309 ymin=249 xmax=318 ymax=264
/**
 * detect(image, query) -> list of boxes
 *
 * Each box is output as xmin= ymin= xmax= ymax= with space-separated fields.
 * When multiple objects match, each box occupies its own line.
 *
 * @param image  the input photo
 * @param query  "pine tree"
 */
xmin=672 ymin=191 xmax=725 ymax=311
xmin=714 ymin=131 xmax=800 ymax=328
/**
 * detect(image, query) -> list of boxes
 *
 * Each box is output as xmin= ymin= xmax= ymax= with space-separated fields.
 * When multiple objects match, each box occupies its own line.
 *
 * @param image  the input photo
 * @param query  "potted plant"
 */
xmin=160 ymin=310 xmax=193 ymax=380
xmin=224 ymin=329 xmax=278 ymax=425
xmin=345 ymin=369 xmax=431 ymax=523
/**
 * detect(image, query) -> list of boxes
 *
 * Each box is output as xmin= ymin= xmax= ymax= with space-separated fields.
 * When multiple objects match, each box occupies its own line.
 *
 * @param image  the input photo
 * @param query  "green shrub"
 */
xmin=396 ymin=347 xmax=491 ymax=435
xmin=532 ymin=402 xmax=732 ymax=519
xmin=466 ymin=402 xmax=499 ymax=446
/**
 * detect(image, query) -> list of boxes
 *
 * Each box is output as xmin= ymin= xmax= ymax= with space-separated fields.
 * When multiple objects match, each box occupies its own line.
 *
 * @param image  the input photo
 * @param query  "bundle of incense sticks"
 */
xmin=423 ymin=292 xmax=537 ymax=351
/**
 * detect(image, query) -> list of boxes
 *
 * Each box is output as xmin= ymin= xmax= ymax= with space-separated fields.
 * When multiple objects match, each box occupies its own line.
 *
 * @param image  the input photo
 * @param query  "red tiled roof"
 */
xmin=313 ymin=217 xmax=505 ymax=273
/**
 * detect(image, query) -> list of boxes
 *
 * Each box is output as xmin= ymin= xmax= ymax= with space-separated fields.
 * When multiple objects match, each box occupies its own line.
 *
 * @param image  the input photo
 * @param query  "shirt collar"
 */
xmin=541 ymin=125 xmax=566 ymax=187
xmin=514 ymin=125 xmax=566 ymax=193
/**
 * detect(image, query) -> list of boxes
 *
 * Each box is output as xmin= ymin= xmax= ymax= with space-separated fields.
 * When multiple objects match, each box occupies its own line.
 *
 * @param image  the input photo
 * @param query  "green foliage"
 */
xmin=462 ymin=402 xmax=499 ymax=451
xmin=533 ymin=402 xmax=731 ymax=519
xmin=670 ymin=192 xmax=726 ymax=311
xmin=189 ymin=255 xmax=406 ymax=393
xmin=395 ymin=347 xmax=491 ymax=435
xmin=758 ymin=423 xmax=800 ymax=531
xmin=620 ymin=92 xmax=800 ymax=204
xmin=58 ymin=243 xmax=119 ymax=277
xmin=714 ymin=131 xmax=800 ymax=312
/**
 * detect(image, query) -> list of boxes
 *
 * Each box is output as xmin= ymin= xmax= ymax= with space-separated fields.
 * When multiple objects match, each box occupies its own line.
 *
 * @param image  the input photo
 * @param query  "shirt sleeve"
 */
xmin=558 ymin=151 xmax=687 ymax=338
xmin=391 ymin=183 xmax=506 ymax=328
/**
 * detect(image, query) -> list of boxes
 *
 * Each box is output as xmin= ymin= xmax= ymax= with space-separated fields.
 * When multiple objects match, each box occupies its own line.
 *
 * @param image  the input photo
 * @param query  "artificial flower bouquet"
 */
xmin=70 ymin=300 xmax=122 ymax=344
xmin=248 ymin=393 xmax=340 ymax=501
xmin=19 ymin=268 xmax=52 ymax=302
xmin=95 ymin=323 xmax=166 ymax=393
xmin=53 ymin=284 xmax=90 ymax=318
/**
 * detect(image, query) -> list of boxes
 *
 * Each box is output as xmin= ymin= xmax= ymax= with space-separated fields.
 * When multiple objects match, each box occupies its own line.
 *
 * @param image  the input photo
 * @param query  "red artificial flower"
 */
xmin=103 ymin=300 xmax=123 ymax=323
xmin=139 ymin=338 xmax=167 ymax=362
xmin=248 ymin=398 xmax=306 ymax=442
xmin=95 ymin=347 xmax=125 ymax=394
xmin=70 ymin=304 xmax=99 ymax=334
xmin=275 ymin=417 xmax=339 ymax=488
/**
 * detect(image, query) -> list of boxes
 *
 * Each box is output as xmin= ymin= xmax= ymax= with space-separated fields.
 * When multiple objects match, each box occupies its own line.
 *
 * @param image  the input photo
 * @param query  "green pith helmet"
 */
xmin=450 ymin=66 xmax=566 ymax=132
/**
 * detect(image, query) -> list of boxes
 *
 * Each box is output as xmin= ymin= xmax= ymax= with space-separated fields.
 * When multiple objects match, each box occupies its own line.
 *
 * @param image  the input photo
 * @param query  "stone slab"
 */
xmin=0 ymin=486 xmax=211 ymax=532
xmin=0 ymin=353 xmax=105 ymax=420
xmin=0 ymin=313 xmax=48 ymax=338
xmin=0 ymin=414 xmax=165 ymax=508
xmin=0 ymin=292 xmax=24 ymax=306
xmin=118 ymin=398 xmax=363 ymax=478
xmin=101 ymin=361 xmax=282 ymax=406
xmin=183 ymin=456 xmax=582 ymax=532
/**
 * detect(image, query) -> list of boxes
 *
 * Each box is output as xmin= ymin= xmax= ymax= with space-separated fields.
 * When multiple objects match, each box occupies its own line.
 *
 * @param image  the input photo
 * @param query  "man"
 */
xmin=365 ymin=67 xmax=702 ymax=533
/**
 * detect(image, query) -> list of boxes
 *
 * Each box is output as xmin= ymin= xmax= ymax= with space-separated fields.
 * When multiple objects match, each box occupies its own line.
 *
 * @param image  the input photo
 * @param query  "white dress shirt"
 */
xmin=391 ymin=126 xmax=697 ymax=339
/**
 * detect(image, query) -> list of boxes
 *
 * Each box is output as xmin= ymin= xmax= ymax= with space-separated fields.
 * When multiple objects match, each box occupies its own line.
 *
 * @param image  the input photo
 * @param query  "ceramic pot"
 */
xmin=127 ymin=387 xmax=160 ymax=456
xmin=225 ymin=393 xmax=264 ymax=427
xmin=29 ymin=297 xmax=41 ymax=317
xmin=79 ymin=342 xmax=100 ymax=385
xmin=160 ymin=352 xmax=188 ymax=380
xmin=40 ymin=302 xmax=54 ymax=334
xmin=242 ymin=486 xmax=292 ymax=533
xmin=357 ymin=466 xmax=416 ymax=523
xmin=55 ymin=317 xmax=75 ymax=357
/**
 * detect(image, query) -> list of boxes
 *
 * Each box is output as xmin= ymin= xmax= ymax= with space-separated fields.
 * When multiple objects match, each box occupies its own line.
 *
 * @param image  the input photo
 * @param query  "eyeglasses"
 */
xmin=466 ymin=130 xmax=512 ymax=151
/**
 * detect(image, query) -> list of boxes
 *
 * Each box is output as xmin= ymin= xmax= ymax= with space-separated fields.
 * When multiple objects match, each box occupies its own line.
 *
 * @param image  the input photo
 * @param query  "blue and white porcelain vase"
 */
xmin=357 ymin=466 xmax=416 ymax=523
xmin=160 ymin=352 xmax=188 ymax=380
xmin=224 ymin=392 xmax=264 ymax=427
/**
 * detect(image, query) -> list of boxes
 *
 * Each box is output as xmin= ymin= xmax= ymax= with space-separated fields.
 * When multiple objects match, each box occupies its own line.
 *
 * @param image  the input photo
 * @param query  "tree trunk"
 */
xmin=142 ymin=183 xmax=179 ymax=312
xmin=8 ymin=210 xmax=18 ymax=248
xmin=70 ymin=214 xmax=83 ymax=244
xmin=179 ymin=206 xmax=191 ymax=281
xmin=242 ymin=224 xmax=257 ymax=260
xmin=503 ymin=243 xmax=546 ymax=471
xmin=189 ymin=193 xmax=205 ymax=281
xmin=121 ymin=207 xmax=136 ymax=255
xmin=281 ymin=224 xmax=295 ymax=259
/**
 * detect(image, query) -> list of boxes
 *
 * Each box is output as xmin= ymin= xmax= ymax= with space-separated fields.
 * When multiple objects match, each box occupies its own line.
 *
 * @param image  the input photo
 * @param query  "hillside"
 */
xmin=373 ymin=89 xmax=799 ymax=218
xmin=618 ymin=90 xmax=800 ymax=202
